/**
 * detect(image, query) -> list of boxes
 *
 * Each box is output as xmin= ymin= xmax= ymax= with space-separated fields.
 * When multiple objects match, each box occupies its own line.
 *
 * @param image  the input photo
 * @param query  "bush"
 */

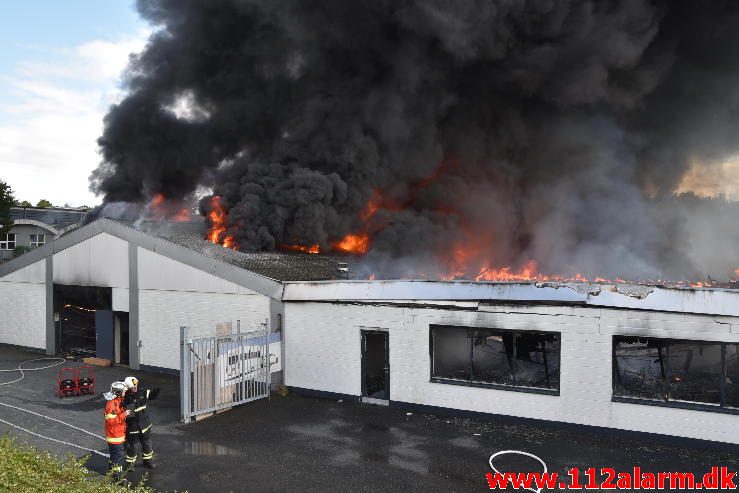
xmin=13 ymin=246 xmax=30 ymax=258
xmin=0 ymin=435 xmax=157 ymax=493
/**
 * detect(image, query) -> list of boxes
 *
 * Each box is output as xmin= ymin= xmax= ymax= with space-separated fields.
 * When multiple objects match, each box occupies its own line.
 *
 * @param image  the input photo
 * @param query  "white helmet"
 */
xmin=124 ymin=376 xmax=139 ymax=389
xmin=104 ymin=381 xmax=126 ymax=400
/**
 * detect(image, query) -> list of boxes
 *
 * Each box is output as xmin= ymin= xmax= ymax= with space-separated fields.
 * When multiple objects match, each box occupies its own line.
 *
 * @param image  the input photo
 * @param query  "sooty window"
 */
xmin=613 ymin=336 xmax=738 ymax=412
xmin=431 ymin=325 xmax=560 ymax=394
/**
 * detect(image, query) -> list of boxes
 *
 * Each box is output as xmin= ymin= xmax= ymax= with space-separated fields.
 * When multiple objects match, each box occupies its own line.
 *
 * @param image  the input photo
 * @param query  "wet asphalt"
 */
xmin=0 ymin=346 xmax=737 ymax=492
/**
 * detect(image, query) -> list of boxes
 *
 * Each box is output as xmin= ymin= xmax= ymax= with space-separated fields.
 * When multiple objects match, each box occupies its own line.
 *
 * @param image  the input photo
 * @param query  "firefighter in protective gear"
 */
xmin=122 ymin=376 xmax=160 ymax=470
xmin=103 ymin=381 xmax=130 ymax=479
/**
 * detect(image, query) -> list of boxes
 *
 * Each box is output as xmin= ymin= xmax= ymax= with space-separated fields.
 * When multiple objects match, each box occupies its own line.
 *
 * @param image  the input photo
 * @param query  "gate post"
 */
xmin=265 ymin=318 xmax=271 ymax=399
xmin=180 ymin=326 xmax=192 ymax=423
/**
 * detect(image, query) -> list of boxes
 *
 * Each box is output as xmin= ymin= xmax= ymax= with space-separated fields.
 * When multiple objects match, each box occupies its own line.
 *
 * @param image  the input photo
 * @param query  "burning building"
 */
xmin=0 ymin=218 xmax=738 ymax=447
xmin=5 ymin=0 xmax=739 ymax=447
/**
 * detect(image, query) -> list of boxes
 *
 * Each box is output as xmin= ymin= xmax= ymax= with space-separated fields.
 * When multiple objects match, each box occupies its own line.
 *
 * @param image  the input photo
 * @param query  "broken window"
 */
xmin=471 ymin=330 xmax=514 ymax=385
xmin=725 ymin=344 xmax=739 ymax=408
xmin=613 ymin=336 xmax=737 ymax=411
xmin=432 ymin=326 xmax=470 ymax=381
xmin=667 ymin=342 xmax=722 ymax=405
xmin=514 ymin=332 xmax=561 ymax=390
xmin=613 ymin=337 xmax=667 ymax=400
xmin=431 ymin=326 xmax=560 ymax=392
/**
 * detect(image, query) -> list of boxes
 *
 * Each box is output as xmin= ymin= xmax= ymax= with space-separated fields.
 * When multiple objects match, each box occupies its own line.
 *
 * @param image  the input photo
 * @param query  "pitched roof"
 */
xmin=147 ymin=227 xmax=348 ymax=282
xmin=0 ymin=218 xmax=347 ymax=297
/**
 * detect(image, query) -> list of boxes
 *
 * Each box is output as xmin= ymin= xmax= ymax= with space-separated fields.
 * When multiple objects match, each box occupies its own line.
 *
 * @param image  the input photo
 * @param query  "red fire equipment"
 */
xmin=57 ymin=366 xmax=96 ymax=398
xmin=77 ymin=365 xmax=95 ymax=395
xmin=57 ymin=367 xmax=78 ymax=398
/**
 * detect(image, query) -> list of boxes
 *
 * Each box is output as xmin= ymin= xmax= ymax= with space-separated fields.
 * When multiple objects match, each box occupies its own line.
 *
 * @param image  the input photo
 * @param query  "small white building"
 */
xmin=281 ymin=281 xmax=739 ymax=445
xmin=0 ymin=218 xmax=737 ymax=445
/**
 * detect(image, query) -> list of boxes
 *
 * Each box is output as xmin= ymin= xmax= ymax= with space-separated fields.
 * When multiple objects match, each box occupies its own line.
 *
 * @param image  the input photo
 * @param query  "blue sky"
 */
xmin=0 ymin=1 xmax=147 ymax=206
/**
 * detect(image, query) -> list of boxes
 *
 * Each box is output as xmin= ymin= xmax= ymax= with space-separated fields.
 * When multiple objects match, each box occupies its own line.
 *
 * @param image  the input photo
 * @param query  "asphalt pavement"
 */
xmin=0 ymin=346 xmax=737 ymax=492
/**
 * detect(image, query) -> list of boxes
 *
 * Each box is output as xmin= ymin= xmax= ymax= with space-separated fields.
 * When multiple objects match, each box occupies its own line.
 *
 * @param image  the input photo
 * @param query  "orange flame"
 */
xmin=151 ymin=193 xmax=165 ymax=208
xmin=149 ymin=193 xmax=191 ymax=222
xmin=173 ymin=208 xmax=191 ymax=222
xmin=332 ymin=233 xmax=370 ymax=254
xmin=206 ymin=196 xmax=238 ymax=250
xmin=281 ymin=243 xmax=321 ymax=254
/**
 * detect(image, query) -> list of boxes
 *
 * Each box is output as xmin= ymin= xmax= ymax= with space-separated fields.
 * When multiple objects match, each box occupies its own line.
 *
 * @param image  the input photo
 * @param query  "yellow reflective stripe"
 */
xmin=135 ymin=405 xmax=147 ymax=412
xmin=106 ymin=436 xmax=125 ymax=444
xmin=141 ymin=424 xmax=152 ymax=433
xmin=146 ymin=389 xmax=150 ymax=398
xmin=104 ymin=413 xmax=118 ymax=420
xmin=142 ymin=453 xmax=153 ymax=459
xmin=128 ymin=430 xmax=140 ymax=434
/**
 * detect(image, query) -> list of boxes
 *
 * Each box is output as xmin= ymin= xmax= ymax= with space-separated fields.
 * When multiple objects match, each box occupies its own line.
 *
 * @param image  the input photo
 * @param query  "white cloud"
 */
xmin=0 ymin=32 xmax=148 ymax=207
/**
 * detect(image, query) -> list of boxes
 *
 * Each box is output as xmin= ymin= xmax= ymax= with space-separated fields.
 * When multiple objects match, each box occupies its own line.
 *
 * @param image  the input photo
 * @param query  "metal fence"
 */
xmin=180 ymin=322 xmax=271 ymax=423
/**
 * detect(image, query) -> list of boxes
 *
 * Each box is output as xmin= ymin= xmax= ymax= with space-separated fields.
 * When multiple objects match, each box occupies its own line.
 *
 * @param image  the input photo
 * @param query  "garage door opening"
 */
xmin=54 ymin=285 xmax=112 ymax=359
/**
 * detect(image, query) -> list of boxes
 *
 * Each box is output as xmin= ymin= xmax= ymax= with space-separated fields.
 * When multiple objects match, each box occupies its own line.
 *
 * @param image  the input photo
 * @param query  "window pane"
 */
xmin=726 ymin=345 xmax=739 ymax=408
xmin=614 ymin=337 xmax=667 ymax=400
xmin=514 ymin=332 xmax=561 ymax=390
xmin=471 ymin=330 xmax=513 ymax=385
xmin=667 ymin=342 xmax=722 ymax=405
xmin=432 ymin=327 xmax=470 ymax=381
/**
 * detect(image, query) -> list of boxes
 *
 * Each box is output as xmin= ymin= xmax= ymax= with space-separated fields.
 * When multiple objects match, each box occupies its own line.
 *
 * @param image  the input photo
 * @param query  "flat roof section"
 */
xmin=282 ymin=280 xmax=739 ymax=317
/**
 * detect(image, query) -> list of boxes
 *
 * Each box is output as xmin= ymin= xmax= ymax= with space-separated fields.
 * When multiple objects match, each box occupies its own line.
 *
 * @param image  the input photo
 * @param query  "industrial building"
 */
xmin=0 ymin=218 xmax=737 ymax=446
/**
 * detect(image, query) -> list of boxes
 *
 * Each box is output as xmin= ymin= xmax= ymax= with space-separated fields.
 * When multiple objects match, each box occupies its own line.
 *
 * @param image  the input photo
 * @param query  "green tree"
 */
xmin=18 ymin=200 xmax=32 ymax=207
xmin=36 ymin=199 xmax=52 ymax=208
xmin=0 ymin=180 xmax=15 ymax=235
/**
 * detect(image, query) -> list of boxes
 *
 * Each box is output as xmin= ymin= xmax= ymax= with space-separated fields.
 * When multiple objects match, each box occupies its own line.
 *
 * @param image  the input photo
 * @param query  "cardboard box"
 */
xmin=82 ymin=357 xmax=111 ymax=367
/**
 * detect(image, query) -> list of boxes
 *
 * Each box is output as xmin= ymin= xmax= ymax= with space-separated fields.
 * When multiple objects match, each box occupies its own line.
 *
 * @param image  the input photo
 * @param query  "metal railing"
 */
xmin=180 ymin=322 xmax=271 ymax=423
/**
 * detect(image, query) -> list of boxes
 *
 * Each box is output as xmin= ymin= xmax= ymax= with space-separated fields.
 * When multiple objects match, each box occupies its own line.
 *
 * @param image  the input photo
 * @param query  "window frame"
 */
xmin=0 ymin=233 xmax=16 ymax=250
xmin=29 ymin=233 xmax=45 ymax=247
xmin=429 ymin=325 xmax=561 ymax=396
xmin=612 ymin=336 xmax=739 ymax=415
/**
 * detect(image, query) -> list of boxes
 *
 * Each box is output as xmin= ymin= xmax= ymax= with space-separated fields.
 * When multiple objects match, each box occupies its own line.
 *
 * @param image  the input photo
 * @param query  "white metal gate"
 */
xmin=179 ymin=323 xmax=271 ymax=423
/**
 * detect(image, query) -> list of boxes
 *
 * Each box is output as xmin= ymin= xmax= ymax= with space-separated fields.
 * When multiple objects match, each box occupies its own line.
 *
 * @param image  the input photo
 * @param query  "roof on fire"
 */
xmin=1 ymin=218 xmax=738 ymax=315
xmin=0 ymin=218 xmax=345 ymax=298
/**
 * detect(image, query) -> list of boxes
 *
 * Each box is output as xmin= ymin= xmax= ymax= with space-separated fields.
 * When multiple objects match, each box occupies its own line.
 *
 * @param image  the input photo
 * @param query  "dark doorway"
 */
xmin=361 ymin=331 xmax=389 ymax=402
xmin=115 ymin=312 xmax=130 ymax=366
xmin=54 ymin=285 xmax=112 ymax=358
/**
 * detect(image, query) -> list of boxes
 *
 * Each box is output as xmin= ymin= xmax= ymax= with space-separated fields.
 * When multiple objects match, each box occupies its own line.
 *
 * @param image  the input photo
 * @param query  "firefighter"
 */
xmin=103 ymin=381 xmax=130 ymax=480
xmin=122 ymin=376 xmax=160 ymax=470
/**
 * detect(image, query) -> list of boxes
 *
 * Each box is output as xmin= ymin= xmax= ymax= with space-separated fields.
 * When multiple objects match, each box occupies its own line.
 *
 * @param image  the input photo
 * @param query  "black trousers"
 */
xmin=125 ymin=429 xmax=154 ymax=465
xmin=108 ymin=443 xmax=125 ymax=473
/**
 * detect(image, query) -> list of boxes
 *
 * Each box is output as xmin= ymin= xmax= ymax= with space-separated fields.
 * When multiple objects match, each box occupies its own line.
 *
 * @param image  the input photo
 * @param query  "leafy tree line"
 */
xmin=1 ymin=180 xmax=59 ymax=235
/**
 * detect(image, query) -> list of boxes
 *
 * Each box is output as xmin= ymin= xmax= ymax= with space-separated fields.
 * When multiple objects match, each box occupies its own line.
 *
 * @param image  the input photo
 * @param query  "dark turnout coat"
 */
xmin=123 ymin=387 xmax=159 ymax=434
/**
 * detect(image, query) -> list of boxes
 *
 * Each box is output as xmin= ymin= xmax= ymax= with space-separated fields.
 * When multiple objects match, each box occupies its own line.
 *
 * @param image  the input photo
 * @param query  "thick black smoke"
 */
xmin=91 ymin=0 xmax=739 ymax=280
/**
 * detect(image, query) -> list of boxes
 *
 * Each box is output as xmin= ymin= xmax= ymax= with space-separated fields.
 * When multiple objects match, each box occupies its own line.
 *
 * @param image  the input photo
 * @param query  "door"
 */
xmin=361 ymin=331 xmax=389 ymax=403
xmin=95 ymin=310 xmax=114 ymax=361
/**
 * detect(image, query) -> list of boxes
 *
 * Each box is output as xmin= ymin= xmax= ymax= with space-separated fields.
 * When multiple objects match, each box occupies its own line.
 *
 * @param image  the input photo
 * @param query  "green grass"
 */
xmin=0 ymin=435 xmax=156 ymax=493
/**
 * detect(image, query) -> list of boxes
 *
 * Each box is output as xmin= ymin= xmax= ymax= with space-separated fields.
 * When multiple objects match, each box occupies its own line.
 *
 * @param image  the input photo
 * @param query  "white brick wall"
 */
xmin=137 ymin=248 xmax=271 ymax=370
xmin=0 ymin=259 xmax=46 ymax=349
xmin=284 ymin=301 xmax=739 ymax=444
